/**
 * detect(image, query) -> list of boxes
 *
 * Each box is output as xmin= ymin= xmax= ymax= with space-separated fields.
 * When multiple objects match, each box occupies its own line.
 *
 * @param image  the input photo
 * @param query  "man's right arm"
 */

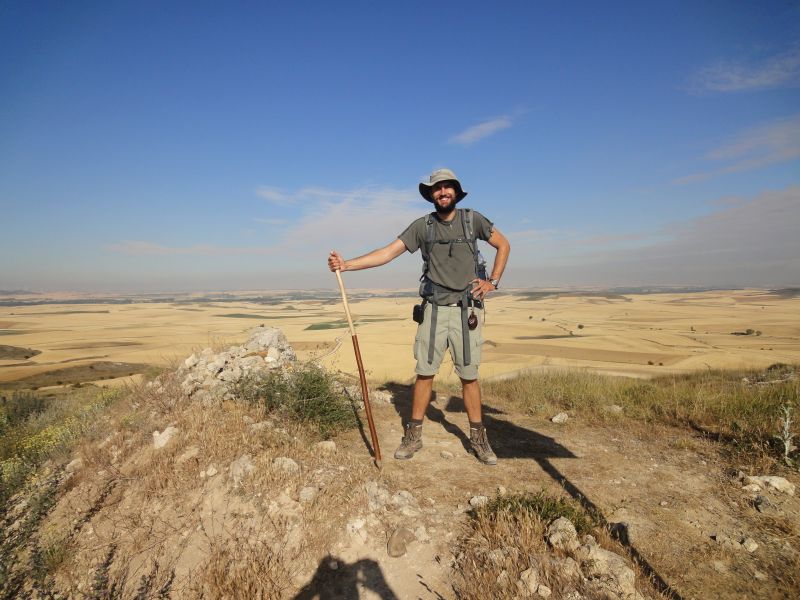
xmin=328 ymin=239 xmax=407 ymax=272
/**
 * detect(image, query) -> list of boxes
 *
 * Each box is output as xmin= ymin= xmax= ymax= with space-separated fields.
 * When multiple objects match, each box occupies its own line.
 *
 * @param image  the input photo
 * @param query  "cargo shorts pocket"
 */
xmin=470 ymin=324 xmax=482 ymax=365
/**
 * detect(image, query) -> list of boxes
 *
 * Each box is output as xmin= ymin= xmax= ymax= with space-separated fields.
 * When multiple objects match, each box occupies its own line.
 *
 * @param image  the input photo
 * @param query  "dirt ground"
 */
xmin=314 ymin=388 xmax=799 ymax=600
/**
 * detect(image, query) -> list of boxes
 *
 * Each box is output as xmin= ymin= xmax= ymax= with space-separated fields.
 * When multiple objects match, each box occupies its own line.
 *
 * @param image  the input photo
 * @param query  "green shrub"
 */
xmin=480 ymin=490 xmax=597 ymax=534
xmin=229 ymin=364 xmax=356 ymax=438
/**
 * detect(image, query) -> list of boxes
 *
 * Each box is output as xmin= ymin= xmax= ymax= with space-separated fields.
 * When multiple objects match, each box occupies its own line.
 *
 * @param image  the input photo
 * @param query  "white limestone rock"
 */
xmin=229 ymin=454 xmax=255 ymax=487
xmin=536 ymin=584 xmax=552 ymax=598
xmin=496 ymin=570 xmax=510 ymax=588
xmin=365 ymin=481 xmax=391 ymax=511
xmin=576 ymin=536 xmax=636 ymax=600
xmin=742 ymin=537 xmax=759 ymax=553
xmin=315 ymin=440 xmax=337 ymax=453
xmin=372 ymin=389 xmax=394 ymax=404
xmin=152 ymin=426 xmax=178 ymax=449
xmin=469 ymin=495 xmax=489 ymax=509
xmin=347 ymin=517 xmax=368 ymax=542
xmin=745 ymin=475 xmax=795 ymax=495
xmin=547 ymin=516 xmax=579 ymax=552
xmin=487 ymin=549 xmax=506 ymax=565
xmin=299 ymin=486 xmax=319 ymax=503
xmin=176 ymin=446 xmax=199 ymax=464
xmin=517 ymin=566 xmax=539 ymax=595
xmin=249 ymin=420 xmax=274 ymax=433
xmin=65 ymin=458 xmax=84 ymax=474
xmin=273 ymin=456 xmax=300 ymax=474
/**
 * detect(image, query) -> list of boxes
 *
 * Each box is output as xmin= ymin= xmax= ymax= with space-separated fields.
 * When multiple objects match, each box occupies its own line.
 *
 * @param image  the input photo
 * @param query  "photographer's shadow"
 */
xmin=293 ymin=555 xmax=398 ymax=600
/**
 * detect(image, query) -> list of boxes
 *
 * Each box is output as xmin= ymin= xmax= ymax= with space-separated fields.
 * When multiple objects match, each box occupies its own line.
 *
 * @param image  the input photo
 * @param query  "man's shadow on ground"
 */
xmin=377 ymin=380 xmax=685 ymax=600
xmin=383 ymin=381 xmax=576 ymax=461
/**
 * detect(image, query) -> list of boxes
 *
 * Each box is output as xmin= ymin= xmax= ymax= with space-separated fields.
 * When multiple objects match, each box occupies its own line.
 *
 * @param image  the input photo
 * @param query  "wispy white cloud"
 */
xmin=572 ymin=233 xmax=650 ymax=247
xmin=254 ymin=217 xmax=288 ymax=225
xmin=256 ymin=186 xmax=294 ymax=205
xmin=674 ymin=113 xmax=800 ymax=184
xmin=278 ymin=186 xmax=421 ymax=257
xmin=106 ymin=241 xmax=278 ymax=256
xmin=506 ymin=228 xmax=559 ymax=241
xmin=145 ymin=184 xmax=424 ymax=263
xmin=449 ymin=115 xmax=512 ymax=146
xmin=506 ymin=226 xmax=664 ymax=260
xmin=689 ymin=45 xmax=800 ymax=93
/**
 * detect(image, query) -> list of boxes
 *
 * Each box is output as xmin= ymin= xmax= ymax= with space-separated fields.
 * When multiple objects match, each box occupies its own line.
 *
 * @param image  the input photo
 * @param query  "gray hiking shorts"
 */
xmin=413 ymin=303 xmax=483 ymax=380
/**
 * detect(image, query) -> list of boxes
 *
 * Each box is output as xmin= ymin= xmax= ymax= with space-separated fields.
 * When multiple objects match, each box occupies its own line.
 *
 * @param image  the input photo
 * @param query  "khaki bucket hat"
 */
xmin=419 ymin=168 xmax=468 ymax=203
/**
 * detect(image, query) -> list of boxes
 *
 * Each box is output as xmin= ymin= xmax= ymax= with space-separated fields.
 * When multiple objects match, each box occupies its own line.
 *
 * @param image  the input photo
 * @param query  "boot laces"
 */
xmin=471 ymin=428 xmax=493 ymax=453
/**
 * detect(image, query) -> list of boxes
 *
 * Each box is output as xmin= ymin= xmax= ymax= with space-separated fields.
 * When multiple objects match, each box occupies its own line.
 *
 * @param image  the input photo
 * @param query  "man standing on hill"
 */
xmin=327 ymin=168 xmax=510 ymax=465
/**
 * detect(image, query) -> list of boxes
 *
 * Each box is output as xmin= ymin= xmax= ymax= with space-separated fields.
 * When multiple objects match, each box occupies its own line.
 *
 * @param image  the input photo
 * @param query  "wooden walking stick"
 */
xmin=335 ymin=269 xmax=382 ymax=468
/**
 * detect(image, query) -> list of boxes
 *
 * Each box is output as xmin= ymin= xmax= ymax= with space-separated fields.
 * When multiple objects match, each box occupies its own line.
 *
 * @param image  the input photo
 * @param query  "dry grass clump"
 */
xmin=484 ymin=365 xmax=799 ymax=467
xmin=453 ymin=490 xmax=617 ymax=600
xmin=185 ymin=533 xmax=294 ymax=599
xmin=124 ymin=367 xmax=187 ymax=417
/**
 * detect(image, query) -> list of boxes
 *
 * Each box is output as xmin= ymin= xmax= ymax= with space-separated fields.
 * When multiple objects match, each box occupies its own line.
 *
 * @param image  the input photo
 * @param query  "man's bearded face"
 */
xmin=431 ymin=181 xmax=457 ymax=215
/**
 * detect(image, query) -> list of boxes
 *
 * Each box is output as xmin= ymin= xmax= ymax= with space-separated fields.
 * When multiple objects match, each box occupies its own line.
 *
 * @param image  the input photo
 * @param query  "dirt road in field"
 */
xmin=316 ymin=386 xmax=799 ymax=600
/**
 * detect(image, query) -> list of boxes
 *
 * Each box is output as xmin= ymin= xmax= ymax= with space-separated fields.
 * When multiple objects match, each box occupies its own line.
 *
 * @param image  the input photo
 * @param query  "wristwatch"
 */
xmin=489 ymin=278 xmax=499 ymax=289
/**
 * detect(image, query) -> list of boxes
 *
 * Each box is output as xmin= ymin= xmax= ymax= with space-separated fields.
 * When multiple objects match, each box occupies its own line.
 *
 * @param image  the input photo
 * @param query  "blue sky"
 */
xmin=2 ymin=1 xmax=799 ymax=292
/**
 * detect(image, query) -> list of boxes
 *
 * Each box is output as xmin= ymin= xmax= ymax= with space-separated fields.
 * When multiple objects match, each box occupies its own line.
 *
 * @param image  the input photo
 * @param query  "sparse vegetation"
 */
xmin=0 ymin=387 xmax=119 ymax=515
xmin=485 ymin=365 xmax=799 ymax=467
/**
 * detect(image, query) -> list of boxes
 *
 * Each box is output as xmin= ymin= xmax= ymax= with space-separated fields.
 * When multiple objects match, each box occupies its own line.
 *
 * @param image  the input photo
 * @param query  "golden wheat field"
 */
xmin=1 ymin=288 xmax=799 ymax=389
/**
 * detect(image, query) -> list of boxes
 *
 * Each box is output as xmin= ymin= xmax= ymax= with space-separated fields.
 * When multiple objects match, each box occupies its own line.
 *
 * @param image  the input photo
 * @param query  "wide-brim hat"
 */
xmin=419 ymin=168 xmax=468 ymax=203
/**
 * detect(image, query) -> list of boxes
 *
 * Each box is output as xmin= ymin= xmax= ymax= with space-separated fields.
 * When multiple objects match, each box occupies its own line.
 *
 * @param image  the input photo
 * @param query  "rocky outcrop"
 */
xmin=177 ymin=326 xmax=296 ymax=400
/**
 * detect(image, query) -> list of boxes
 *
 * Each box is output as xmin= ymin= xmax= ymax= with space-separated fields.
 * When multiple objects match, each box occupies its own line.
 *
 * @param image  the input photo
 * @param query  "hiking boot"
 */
xmin=394 ymin=423 xmax=423 ymax=460
xmin=469 ymin=427 xmax=497 ymax=465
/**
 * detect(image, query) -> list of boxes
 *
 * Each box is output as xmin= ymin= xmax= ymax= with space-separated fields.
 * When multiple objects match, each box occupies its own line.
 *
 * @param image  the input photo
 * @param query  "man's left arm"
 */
xmin=471 ymin=228 xmax=510 ymax=299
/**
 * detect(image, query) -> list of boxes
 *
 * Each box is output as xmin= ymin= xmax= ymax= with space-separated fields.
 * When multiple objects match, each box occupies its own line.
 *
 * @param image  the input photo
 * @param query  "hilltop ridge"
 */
xmin=1 ymin=328 xmax=798 ymax=598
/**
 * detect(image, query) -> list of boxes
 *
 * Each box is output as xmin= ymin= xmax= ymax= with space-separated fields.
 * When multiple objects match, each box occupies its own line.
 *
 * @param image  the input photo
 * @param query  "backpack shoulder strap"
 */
xmin=422 ymin=212 xmax=436 ymax=259
xmin=461 ymin=208 xmax=477 ymax=255
xmin=462 ymin=208 xmax=475 ymax=241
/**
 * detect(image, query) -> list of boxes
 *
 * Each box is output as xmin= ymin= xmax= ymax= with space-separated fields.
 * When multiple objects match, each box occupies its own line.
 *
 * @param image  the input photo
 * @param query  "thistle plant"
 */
xmin=774 ymin=401 xmax=797 ymax=467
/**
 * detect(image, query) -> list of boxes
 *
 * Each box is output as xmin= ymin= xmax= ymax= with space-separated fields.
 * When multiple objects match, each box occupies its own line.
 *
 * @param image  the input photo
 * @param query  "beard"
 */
xmin=434 ymin=197 xmax=456 ymax=216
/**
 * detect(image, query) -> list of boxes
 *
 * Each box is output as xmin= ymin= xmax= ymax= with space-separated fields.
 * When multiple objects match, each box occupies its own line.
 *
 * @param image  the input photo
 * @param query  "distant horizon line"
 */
xmin=1 ymin=284 xmax=798 ymax=301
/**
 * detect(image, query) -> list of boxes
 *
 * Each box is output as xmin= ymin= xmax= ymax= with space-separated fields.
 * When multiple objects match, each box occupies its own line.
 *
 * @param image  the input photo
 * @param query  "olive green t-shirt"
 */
xmin=398 ymin=209 xmax=494 ymax=304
